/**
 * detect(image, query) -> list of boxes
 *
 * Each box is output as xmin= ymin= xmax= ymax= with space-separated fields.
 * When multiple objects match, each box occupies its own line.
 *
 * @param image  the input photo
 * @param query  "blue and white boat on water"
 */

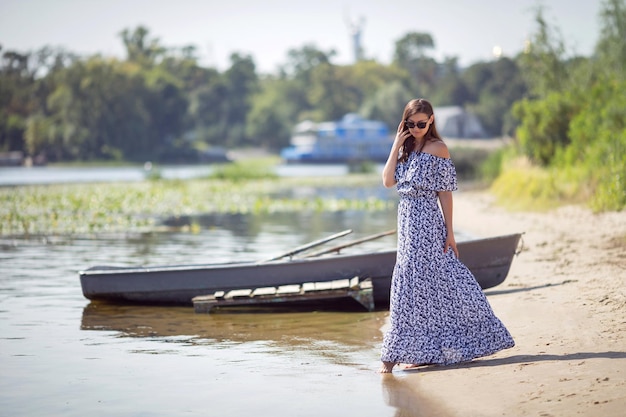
xmin=280 ymin=113 xmax=392 ymax=163
xmin=280 ymin=107 xmax=490 ymax=164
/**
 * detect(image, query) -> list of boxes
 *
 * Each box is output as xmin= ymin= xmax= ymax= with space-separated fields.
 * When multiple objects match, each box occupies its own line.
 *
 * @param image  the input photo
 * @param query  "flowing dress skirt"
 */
xmin=380 ymin=152 xmax=514 ymax=365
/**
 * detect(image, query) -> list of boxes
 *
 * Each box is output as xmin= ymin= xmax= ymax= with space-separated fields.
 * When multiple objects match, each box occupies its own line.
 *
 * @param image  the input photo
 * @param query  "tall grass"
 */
xmin=487 ymin=152 xmax=596 ymax=211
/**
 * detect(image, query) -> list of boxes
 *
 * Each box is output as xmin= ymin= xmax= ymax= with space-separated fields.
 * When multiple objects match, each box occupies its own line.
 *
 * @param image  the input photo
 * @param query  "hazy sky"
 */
xmin=0 ymin=0 xmax=601 ymax=73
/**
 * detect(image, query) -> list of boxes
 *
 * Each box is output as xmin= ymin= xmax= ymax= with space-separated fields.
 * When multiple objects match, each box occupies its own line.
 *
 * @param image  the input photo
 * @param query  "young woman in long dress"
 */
xmin=379 ymin=99 xmax=514 ymax=373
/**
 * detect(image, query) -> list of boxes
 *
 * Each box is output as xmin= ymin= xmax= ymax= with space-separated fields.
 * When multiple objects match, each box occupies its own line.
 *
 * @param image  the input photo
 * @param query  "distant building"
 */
xmin=435 ymin=106 xmax=488 ymax=139
xmin=0 ymin=151 xmax=24 ymax=166
xmin=280 ymin=113 xmax=391 ymax=163
xmin=280 ymin=107 xmax=489 ymax=163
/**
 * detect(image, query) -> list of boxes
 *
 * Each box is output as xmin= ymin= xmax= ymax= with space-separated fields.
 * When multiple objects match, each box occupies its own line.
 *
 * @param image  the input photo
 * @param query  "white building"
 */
xmin=435 ymin=106 xmax=488 ymax=139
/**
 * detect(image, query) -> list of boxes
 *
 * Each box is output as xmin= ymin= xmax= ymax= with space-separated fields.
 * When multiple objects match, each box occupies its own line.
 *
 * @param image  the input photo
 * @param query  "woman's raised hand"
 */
xmin=395 ymin=120 xmax=412 ymax=145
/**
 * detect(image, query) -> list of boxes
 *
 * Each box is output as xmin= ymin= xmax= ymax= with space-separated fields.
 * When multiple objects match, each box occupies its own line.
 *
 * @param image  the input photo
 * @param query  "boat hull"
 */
xmin=79 ymin=233 xmax=522 ymax=308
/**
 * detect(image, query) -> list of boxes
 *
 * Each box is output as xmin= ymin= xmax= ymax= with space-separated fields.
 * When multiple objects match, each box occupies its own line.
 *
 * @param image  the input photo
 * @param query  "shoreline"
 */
xmin=382 ymin=190 xmax=626 ymax=416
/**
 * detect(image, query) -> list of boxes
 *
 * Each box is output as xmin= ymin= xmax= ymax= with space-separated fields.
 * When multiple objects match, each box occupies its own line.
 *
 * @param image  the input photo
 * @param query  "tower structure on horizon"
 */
xmin=345 ymin=14 xmax=366 ymax=63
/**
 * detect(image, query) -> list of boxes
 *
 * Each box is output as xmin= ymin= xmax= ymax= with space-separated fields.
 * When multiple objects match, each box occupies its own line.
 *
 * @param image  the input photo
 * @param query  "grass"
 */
xmin=489 ymin=156 xmax=593 ymax=211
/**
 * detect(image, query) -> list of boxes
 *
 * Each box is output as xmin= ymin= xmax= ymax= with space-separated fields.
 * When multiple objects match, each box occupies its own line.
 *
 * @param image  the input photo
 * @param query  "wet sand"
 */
xmin=382 ymin=190 xmax=626 ymax=416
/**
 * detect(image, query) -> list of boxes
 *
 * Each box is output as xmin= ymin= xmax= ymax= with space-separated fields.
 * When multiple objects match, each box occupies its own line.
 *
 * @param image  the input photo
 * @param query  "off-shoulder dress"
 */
xmin=380 ymin=151 xmax=515 ymax=366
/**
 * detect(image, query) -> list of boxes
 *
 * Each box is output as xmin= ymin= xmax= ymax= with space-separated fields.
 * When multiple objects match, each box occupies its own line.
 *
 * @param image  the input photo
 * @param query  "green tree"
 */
xmin=277 ymin=45 xmax=337 ymax=119
xmin=392 ymin=32 xmax=437 ymax=95
xmin=246 ymin=78 xmax=293 ymax=150
xmin=512 ymin=92 xmax=580 ymax=165
xmin=595 ymin=0 xmax=626 ymax=78
xmin=221 ymin=53 xmax=259 ymax=147
xmin=186 ymin=68 xmax=228 ymax=145
xmin=143 ymin=66 xmax=188 ymax=160
xmin=512 ymin=8 xmax=579 ymax=163
xmin=119 ymin=26 xmax=166 ymax=67
xmin=0 ymin=50 xmax=34 ymax=153
xmin=559 ymin=0 xmax=626 ymax=209
xmin=44 ymin=58 xmax=153 ymax=161
xmin=393 ymin=32 xmax=434 ymax=62
xmin=518 ymin=7 xmax=569 ymax=97
xmin=463 ymin=57 xmax=527 ymax=136
xmin=429 ymin=57 xmax=470 ymax=107
xmin=307 ymin=63 xmax=369 ymax=121
xmin=360 ymin=81 xmax=414 ymax=129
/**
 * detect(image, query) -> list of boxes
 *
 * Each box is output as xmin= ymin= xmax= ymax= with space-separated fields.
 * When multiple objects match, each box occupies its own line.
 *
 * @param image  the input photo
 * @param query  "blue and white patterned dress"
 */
xmin=380 ymin=151 xmax=514 ymax=365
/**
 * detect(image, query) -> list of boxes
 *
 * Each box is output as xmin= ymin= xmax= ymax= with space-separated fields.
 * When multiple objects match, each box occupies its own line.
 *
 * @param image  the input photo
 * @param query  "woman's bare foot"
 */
xmin=379 ymin=361 xmax=396 ymax=373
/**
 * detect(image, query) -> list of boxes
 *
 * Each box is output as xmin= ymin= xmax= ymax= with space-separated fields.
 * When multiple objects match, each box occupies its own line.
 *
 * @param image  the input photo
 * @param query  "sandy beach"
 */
xmin=381 ymin=190 xmax=626 ymax=416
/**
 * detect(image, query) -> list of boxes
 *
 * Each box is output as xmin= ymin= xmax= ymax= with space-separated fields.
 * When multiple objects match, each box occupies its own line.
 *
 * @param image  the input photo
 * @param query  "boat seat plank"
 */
xmin=314 ymin=282 xmax=333 ymax=291
xmin=193 ymin=277 xmax=374 ymax=313
xmin=330 ymin=279 xmax=350 ymax=289
xmin=251 ymin=287 xmax=276 ymax=296
xmin=277 ymin=285 xmax=301 ymax=295
xmin=225 ymin=289 xmax=253 ymax=299
xmin=349 ymin=276 xmax=359 ymax=288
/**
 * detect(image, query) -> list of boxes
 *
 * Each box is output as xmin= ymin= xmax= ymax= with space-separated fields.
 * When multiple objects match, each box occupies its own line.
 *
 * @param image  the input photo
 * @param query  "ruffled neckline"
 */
xmin=410 ymin=151 xmax=451 ymax=161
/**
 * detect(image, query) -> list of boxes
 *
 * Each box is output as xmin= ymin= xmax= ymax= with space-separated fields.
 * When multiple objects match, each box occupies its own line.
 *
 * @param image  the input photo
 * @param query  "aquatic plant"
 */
xmin=0 ymin=174 xmax=396 ymax=237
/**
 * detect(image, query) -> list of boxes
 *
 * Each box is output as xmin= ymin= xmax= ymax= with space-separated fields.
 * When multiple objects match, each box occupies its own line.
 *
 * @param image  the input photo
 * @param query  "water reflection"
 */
xmin=161 ymin=209 xmax=398 ymax=239
xmin=382 ymin=374 xmax=454 ymax=417
xmin=81 ymin=302 xmax=387 ymax=366
xmin=126 ymin=210 xmax=400 ymax=265
xmin=81 ymin=302 xmax=383 ymax=345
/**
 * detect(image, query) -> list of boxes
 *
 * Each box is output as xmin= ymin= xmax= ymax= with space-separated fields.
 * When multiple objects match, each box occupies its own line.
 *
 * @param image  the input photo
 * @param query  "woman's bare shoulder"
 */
xmin=424 ymin=139 xmax=450 ymax=158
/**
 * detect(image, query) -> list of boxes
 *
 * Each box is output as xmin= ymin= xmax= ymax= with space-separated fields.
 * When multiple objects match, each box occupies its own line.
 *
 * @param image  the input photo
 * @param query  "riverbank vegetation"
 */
xmin=0 ymin=168 xmax=395 ymax=237
xmin=1 ymin=1 xmax=623 ymax=212
xmin=489 ymin=0 xmax=625 ymax=212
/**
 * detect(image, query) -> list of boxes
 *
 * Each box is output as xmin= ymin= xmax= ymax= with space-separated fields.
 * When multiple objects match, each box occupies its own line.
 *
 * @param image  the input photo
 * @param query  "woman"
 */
xmin=379 ymin=98 xmax=514 ymax=373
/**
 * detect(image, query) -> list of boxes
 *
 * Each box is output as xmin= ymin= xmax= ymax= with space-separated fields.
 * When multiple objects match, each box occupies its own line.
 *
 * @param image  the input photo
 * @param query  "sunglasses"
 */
xmin=405 ymin=120 xmax=428 ymax=129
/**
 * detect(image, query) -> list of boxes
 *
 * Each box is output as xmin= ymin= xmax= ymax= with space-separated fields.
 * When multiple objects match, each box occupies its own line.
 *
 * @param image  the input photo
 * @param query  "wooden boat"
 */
xmin=79 ymin=232 xmax=522 ymax=309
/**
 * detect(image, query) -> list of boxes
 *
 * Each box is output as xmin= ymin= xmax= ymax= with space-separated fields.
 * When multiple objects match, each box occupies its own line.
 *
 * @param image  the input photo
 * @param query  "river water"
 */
xmin=0 ymin=163 xmax=351 ymax=186
xmin=1 ymin=202 xmax=473 ymax=416
xmin=0 ymin=165 xmax=477 ymax=416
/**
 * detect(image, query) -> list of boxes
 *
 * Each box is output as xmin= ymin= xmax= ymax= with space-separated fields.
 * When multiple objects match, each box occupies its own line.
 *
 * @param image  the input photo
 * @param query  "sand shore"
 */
xmin=381 ymin=190 xmax=626 ymax=417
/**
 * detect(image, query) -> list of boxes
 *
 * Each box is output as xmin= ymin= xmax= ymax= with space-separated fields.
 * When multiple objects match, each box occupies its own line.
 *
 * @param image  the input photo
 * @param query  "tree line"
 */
xmin=2 ymin=16 xmax=528 ymax=163
xmin=0 ymin=0 xmax=624 ymax=212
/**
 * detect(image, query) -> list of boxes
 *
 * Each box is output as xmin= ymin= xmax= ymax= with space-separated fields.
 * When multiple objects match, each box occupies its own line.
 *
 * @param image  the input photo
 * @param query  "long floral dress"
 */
xmin=380 ymin=151 xmax=514 ymax=365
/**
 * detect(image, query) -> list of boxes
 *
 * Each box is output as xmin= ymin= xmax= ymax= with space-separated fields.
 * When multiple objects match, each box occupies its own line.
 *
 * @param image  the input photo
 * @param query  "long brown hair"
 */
xmin=398 ymin=98 xmax=442 ymax=162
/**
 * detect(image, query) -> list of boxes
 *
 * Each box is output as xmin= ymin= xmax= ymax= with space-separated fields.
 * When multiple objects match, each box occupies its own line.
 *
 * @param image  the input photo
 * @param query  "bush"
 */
xmin=512 ymin=92 xmax=581 ymax=166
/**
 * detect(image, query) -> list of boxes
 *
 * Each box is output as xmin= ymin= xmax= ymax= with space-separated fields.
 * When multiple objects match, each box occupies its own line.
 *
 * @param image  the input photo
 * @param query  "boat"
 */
xmin=79 ymin=232 xmax=522 ymax=309
xmin=280 ymin=114 xmax=392 ymax=163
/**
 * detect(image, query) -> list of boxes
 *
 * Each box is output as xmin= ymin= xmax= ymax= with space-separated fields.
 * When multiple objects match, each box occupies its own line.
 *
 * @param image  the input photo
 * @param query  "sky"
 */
xmin=0 ymin=0 xmax=602 ymax=73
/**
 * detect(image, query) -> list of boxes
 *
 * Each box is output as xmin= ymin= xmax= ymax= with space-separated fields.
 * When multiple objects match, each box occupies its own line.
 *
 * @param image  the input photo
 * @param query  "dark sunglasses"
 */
xmin=405 ymin=120 xmax=428 ymax=129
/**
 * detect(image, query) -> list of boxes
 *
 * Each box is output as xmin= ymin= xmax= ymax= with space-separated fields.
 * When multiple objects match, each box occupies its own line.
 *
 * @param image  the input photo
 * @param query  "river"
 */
xmin=0 ymin=163 xmax=478 ymax=416
xmin=1 ymin=204 xmax=474 ymax=416
xmin=0 ymin=163 xmax=352 ymax=186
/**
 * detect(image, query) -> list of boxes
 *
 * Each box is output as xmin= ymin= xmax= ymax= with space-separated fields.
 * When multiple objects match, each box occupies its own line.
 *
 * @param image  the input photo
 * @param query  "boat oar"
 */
xmin=302 ymin=229 xmax=397 ymax=258
xmin=259 ymin=229 xmax=353 ymax=263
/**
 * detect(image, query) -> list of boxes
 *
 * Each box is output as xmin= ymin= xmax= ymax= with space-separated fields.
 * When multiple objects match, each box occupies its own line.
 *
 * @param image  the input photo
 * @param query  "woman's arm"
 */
xmin=438 ymin=191 xmax=459 ymax=257
xmin=382 ymin=121 xmax=411 ymax=188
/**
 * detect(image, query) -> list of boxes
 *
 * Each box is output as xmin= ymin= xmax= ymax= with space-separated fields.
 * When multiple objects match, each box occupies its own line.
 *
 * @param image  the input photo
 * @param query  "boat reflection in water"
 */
xmin=80 ymin=302 xmax=385 ymax=360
